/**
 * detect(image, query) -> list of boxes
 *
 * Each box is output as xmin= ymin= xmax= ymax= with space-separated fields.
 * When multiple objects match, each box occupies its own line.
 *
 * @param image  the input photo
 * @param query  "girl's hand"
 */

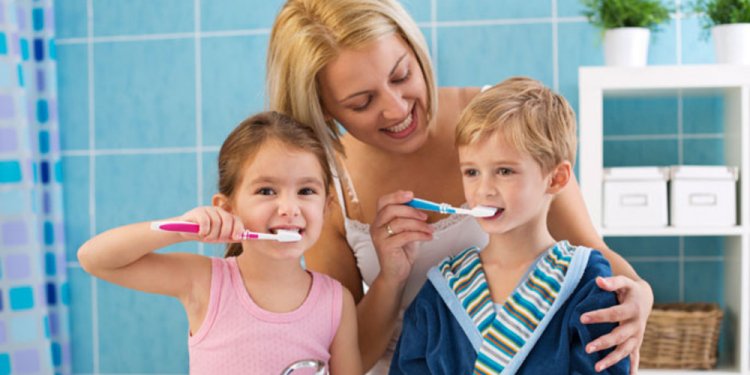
xmin=370 ymin=191 xmax=434 ymax=284
xmin=177 ymin=206 xmax=246 ymax=243
xmin=581 ymin=276 xmax=653 ymax=374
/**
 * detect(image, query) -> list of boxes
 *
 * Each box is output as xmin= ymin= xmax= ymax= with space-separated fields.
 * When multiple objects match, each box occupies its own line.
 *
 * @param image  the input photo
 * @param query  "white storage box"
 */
xmin=603 ymin=167 xmax=669 ymax=228
xmin=669 ymin=166 xmax=739 ymax=227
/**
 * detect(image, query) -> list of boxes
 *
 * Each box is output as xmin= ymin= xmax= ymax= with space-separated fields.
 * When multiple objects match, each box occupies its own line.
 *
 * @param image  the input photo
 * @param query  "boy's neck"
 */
xmin=480 ymin=222 xmax=557 ymax=270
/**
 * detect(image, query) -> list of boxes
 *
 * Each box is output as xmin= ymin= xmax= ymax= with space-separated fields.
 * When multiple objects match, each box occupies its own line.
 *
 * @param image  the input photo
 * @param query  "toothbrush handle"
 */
xmin=150 ymin=221 xmax=200 ymax=233
xmin=405 ymin=198 xmax=456 ymax=214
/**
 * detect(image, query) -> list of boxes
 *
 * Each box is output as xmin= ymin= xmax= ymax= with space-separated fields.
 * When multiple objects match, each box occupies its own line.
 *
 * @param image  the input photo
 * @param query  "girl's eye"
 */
xmin=256 ymin=187 xmax=276 ymax=196
xmin=462 ymin=169 xmax=478 ymax=177
xmin=299 ymin=187 xmax=317 ymax=196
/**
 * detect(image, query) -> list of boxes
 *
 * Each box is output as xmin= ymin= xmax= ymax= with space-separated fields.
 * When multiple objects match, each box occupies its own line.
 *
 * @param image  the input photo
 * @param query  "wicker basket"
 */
xmin=640 ymin=303 xmax=723 ymax=369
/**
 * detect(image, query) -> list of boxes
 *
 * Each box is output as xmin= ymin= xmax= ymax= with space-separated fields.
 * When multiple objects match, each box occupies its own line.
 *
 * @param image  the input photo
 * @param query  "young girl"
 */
xmin=77 ymin=111 xmax=362 ymax=375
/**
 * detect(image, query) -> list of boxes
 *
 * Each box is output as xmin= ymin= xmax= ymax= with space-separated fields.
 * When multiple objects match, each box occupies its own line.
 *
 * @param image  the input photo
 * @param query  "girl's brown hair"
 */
xmin=219 ymin=111 xmax=333 ymax=257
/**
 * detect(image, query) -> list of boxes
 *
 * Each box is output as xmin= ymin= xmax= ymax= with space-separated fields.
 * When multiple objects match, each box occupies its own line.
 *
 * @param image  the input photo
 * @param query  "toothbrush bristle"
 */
xmin=275 ymin=229 xmax=302 ymax=242
xmin=472 ymin=206 xmax=498 ymax=218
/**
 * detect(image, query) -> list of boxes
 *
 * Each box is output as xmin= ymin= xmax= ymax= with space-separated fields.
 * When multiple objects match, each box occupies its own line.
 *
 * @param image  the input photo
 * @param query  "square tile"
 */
xmin=603 ymin=97 xmax=678 ymax=136
xmin=202 ymin=150 xmax=219 ymax=205
xmin=607 ymin=236 xmax=680 ymax=258
xmin=603 ymin=139 xmax=678 ymax=167
xmin=61 ymin=156 xmax=89 ymax=262
xmin=54 ymin=0 xmax=88 ymax=39
xmin=558 ymin=21 xmax=603 ymax=114
xmin=98 ymin=281 xmax=188 ymax=373
xmin=56 ymin=44 xmax=88 ymax=151
xmin=437 ymin=0 xmax=550 ymax=21
xmin=684 ymin=237 xmax=725 ymax=257
xmin=681 ymin=16 xmax=714 ymax=64
xmin=631 ymin=260 xmax=680 ymax=303
xmin=401 ymin=0 xmax=432 ymax=23
xmin=683 ymin=138 xmax=724 ymax=165
xmin=201 ymin=0 xmax=284 ymax=31
xmin=201 ymin=35 xmax=267 ymax=147
xmin=93 ymin=39 xmax=196 ymax=149
xmin=93 ymin=0 xmax=194 ymax=37
xmin=67 ymin=268 xmax=92 ymax=373
xmin=437 ymin=24 xmax=554 ymax=87
xmin=684 ymin=260 xmax=723 ymax=303
xmin=683 ymin=95 xmax=723 ymax=134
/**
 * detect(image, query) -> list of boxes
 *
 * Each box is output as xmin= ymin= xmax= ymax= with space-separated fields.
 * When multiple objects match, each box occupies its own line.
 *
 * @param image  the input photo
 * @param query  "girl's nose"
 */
xmin=277 ymin=197 xmax=301 ymax=217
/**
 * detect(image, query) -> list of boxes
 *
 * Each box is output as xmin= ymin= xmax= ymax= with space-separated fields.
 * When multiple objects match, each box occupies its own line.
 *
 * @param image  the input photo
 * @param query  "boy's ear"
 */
xmin=546 ymin=161 xmax=571 ymax=194
xmin=212 ymin=193 xmax=233 ymax=213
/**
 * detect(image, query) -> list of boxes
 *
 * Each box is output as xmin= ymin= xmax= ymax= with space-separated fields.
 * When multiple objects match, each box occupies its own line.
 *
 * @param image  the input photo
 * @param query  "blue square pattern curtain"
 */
xmin=0 ymin=0 xmax=70 ymax=374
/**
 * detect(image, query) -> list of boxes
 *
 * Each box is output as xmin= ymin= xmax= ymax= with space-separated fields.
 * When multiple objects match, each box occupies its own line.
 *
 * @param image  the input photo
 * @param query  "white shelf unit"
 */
xmin=578 ymin=65 xmax=750 ymax=374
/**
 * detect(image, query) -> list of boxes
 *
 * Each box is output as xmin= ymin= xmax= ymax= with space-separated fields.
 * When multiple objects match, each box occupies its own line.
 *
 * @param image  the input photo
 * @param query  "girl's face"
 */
xmin=228 ymin=140 xmax=329 ymax=260
xmin=458 ymin=132 xmax=554 ymax=237
xmin=318 ymin=33 xmax=429 ymax=154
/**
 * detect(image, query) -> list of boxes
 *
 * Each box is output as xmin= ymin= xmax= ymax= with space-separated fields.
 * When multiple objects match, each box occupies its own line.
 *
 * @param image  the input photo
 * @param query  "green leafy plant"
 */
xmin=581 ymin=0 xmax=671 ymax=32
xmin=692 ymin=0 xmax=750 ymax=29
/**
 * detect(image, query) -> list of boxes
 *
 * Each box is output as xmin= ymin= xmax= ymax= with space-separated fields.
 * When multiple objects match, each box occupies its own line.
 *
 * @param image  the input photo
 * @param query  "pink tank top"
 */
xmin=188 ymin=257 xmax=343 ymax=375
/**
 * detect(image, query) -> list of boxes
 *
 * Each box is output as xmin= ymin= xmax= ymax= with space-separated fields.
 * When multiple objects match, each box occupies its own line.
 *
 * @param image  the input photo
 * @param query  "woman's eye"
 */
xmin=256 ymin=187 xmax=275 ymax=196
xmin=299 ymin=187 xmax=317 ymax=196
xmin=352 ymin=97 xmax=372 ymax=112
xmin=393 ymin=69 xmax=410 ymax=83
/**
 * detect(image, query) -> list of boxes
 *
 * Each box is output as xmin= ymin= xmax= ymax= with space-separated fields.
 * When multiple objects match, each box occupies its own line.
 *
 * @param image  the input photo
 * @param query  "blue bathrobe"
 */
xmin=390 ymin=241 xmax=630 ymax=375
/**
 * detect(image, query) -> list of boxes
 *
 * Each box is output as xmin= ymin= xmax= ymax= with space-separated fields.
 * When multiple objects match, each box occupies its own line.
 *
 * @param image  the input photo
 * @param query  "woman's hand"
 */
xmin=581 ymin=276 xmax=653 ymax=374
xmin=178 ymin=206 xmax=245 ymax=243
xmin=370 ymin=191 xmax=434 ymax=284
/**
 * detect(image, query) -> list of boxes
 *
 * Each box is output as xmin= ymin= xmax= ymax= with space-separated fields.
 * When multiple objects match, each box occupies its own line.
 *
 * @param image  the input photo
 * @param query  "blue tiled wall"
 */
xmin=55 ymin=0 xmax=726 ymax=373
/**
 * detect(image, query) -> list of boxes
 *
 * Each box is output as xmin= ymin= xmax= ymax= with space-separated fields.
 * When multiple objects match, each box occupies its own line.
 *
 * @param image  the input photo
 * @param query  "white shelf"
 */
xmin=578 ymin=64 xmax=750 ymax=374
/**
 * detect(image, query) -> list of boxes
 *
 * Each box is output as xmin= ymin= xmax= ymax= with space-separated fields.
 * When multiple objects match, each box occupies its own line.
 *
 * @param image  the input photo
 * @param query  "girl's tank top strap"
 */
xmin=188 ymin=257 xmax=226 ymax=345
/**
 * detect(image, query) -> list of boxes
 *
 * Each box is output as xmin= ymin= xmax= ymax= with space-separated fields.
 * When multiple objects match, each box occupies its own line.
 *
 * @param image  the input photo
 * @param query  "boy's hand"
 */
xmin=177 ymin=206 xmax=246 ymax=243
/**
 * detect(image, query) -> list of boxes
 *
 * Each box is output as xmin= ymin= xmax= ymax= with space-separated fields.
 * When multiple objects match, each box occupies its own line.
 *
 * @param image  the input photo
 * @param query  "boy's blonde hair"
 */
xmin=455 ymin=77 xmax=577 ymax=173
xmin=267 ymin=0 xmax=437 ymax=157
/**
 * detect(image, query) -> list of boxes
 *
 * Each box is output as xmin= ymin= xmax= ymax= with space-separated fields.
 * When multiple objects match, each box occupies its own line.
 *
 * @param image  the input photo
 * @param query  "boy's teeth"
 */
xmin=385 ymin=112 xmax=412 ymax=133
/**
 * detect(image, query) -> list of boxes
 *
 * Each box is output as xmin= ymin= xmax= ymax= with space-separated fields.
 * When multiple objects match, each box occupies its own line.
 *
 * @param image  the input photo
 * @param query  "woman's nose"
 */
xmin=381 ymin=88 xmax=409 ymax=121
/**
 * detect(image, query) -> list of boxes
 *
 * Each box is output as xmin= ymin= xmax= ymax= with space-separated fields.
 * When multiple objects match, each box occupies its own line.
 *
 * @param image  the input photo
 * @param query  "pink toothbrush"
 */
xmin=150 ymin=221 xmax=302 ymax=242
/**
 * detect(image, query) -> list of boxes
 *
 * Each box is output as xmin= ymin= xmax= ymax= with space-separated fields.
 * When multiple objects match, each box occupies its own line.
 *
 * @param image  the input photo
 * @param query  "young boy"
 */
xmin=390 ymin=77 xmax=630 ymax=374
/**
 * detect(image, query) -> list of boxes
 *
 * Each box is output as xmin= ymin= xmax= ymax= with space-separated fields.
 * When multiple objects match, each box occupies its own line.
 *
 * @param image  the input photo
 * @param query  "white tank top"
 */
xmin=331 ymin=166 xmax=489 ymax=374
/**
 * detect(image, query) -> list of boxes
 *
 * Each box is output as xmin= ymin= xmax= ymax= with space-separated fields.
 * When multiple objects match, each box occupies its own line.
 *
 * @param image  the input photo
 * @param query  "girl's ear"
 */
xmin=212 ymin=193 xmax=233 ymax=213
xmin=546 ymin=161 xmax=571 ymax=194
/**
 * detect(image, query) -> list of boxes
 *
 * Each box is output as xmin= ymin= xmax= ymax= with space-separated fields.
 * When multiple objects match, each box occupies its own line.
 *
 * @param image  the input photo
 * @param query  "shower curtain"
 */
xmin=0 ymin=0 xmax=70 ymax=374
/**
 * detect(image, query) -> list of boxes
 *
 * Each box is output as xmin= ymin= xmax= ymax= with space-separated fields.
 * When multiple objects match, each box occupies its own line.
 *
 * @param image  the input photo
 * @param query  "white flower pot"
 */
xmin=712 ymin=23 xmax=750 ymax=64
xmin=604 ymin=27 xmax=650 ymax=67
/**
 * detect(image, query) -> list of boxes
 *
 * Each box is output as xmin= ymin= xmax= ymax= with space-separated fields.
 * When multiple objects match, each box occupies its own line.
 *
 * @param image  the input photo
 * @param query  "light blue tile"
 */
xmin=604 ymin=97 xmax=678 ymax=136
xmin=558 ymin=0 xmax=587 ymax=18
xmin=683 ymin=95 xmax=723 ymax=134
xmin=98 ymin=281 xmax=188 ymax=373
xmin=57 ymin=44 xmax=88 ymax=151
xmin=93 ymin=0 xmax=194 ymax=37
xmin=67 ymin=268 xmax=92 ymax=374
xmin=201 ymin=35 xmax=267 ymax=147
xmin=648 ymin=20 xmax=677 ymax=65
xmin=603 ymin=139 xmax=678 ymax=167
xmin=681 ymin=16 xmax=714 ymax=64
xmin=631 ymin=261 xmax=680 ymax=302
xmin=437 ymin=0 xmax=550 ymax=21
xmin=54 ymin=0 xmax=88 ymax=39
xmin=202 ymin=150 xmax=218 ymax=206
xmin=420 ymin=27 xmax=433 ymax=57
xmin=684 ymin=260 xmax=724 ymax=303
xmin=607 ymin=236 xmax=679 ymax=258
xmin=683 ymin=138 xmax=725 ymax=165
xmin=94 ymin=153 xmax=201 ymax=255
xmin=61 ymin=156 xmax=89 ymax=262
xmin=437 ymin=24 xmax=554 ymax=87
xmin=401 ymin=0 xmax=432 ymax=23
xmin=94 ymin=40 xmax=196 ymax=149
xmin=684 ymin=237 xmax=725 ymax=257
xmin=558 ymin=22 xmax=602 ymax=115
xmin=201 ymin=0 xmax=284 ymax=31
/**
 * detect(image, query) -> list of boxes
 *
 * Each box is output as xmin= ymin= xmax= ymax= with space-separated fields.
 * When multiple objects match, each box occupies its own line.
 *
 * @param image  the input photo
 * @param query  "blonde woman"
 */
xmin=267 ymin=1 xmax=652 ymax=373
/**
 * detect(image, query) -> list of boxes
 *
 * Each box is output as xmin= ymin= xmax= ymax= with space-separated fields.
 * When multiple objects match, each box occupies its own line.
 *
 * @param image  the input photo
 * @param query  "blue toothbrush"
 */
xmin=406 ymin=198 xmax=497 ymax=218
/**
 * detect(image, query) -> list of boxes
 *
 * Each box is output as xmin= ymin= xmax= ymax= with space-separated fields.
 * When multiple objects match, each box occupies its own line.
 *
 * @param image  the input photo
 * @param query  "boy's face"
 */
xmin=226 ymin=141 xmax=328 ymax=261
xmin=458 ymin=132 xmax=554 ymax=236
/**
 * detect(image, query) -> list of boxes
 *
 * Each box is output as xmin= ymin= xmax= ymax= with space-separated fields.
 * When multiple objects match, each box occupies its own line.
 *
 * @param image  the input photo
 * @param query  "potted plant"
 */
xmin=581 ymin=0 xmax=671 ymax=66
xmin=693 ymin=0 xmax=750 ymax=64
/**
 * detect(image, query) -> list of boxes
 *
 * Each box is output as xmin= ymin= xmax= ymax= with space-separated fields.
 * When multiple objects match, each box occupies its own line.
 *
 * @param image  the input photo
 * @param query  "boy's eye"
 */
xmin=299 ymin=187 xmax=317 ymax=196
xmin=497 ymin=168 xmax=513 ymax=176
xmin=255 ymin=187 xmax=276 ymax=196
xmin=462 ymin=169 xmax=479 ymax=177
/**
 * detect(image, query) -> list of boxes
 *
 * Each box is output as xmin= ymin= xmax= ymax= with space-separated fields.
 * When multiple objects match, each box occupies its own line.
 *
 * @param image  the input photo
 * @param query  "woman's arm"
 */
xmin=548 ymin=175 xmax=652 ymax=374
xmin=329 ymin=288 xmax=362 ymax=375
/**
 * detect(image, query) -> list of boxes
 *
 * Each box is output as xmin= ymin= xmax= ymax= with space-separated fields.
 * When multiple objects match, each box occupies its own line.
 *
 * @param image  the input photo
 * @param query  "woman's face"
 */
xmin=318 ymin=33 xmax=429 ymax=154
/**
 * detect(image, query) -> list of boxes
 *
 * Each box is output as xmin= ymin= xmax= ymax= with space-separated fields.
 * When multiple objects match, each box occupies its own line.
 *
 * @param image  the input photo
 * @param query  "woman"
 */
xmin=267 ymin=1 xmax=653 ymax=373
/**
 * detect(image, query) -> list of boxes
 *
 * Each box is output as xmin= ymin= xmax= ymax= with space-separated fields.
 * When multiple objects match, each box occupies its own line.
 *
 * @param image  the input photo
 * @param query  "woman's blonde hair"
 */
xmin=218 ymin=111 xmax=333 ymax=258
xmin=455 ymin=77 xmax=577 ymax=173
xmin=267 ymin=0 xmax=437 ymax=157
